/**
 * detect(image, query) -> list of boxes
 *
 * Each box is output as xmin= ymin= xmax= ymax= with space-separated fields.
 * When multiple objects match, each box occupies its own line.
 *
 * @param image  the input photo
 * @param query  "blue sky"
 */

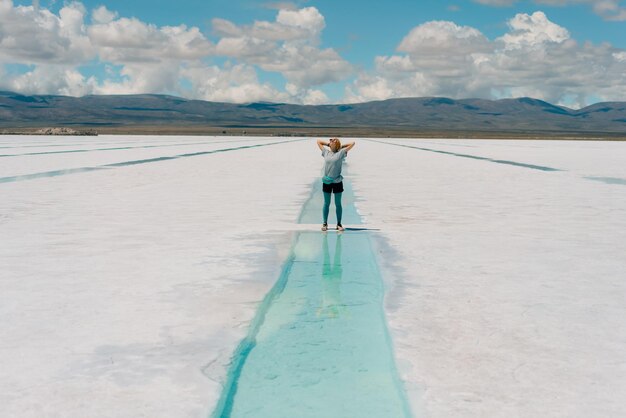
xmin=2 ymin=0 xmax=625 ymax=107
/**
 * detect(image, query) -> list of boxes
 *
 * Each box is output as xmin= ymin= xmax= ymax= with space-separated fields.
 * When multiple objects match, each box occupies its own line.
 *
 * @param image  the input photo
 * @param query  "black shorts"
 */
xmin=322 ymin=181 xmax=344 ymax=194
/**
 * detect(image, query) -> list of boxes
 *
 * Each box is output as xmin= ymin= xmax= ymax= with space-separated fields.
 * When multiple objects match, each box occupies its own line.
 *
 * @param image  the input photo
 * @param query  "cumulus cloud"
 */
xmin=88 ymin=19 xmax=213 ymax=63
xmin=284 ymin=82 xmax=330 ymax=104
xmin=0 ymin=0 xmax=213 ymax=96
xmin=1 ymin=0 xmax=624 ymax=106
xmin=213 ymin=6 xmax=353 ymax=89
xmin=213 ymin=7 xmax=324 ymax=47
xmin=347 ymin=21 xmax=494 ymax=101
xmin=0 ymin=0 xmax=94 ymax=64
xmin=347 ymin=11 xmax=626 ymax=107
xmin=301 ymin=89 xmax=330 ymax=104
xmin=473 ymin=0 xmax=626 ymax=21
xmin=91 ymin=5 xmax=117 ymax=24
xmin=3 ymin=65 xmax=97 ymax=96
xmin=182 ymin=63 xmax=287 ymax=103
xmin=397 ymin=21 xmax=491 ymax=54
xmin=0 ymin=2 xmax=349 ymax=103
xmin=499 ymin=10 xmax=569 ymax=47
xmin=93 ymin=62 xmax=183 ymax=95
xmin=276 ymin=6 xmax=326 ymax=35
xmin=87 ymin=5 xmax=343 ymax=104
xmin=82 ymin=10 xmax=215 ymax=97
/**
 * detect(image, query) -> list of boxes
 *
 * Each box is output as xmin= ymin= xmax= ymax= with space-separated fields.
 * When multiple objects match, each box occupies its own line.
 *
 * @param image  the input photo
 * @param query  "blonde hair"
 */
xmin=330 ymin=138 xmax=341 ymax=152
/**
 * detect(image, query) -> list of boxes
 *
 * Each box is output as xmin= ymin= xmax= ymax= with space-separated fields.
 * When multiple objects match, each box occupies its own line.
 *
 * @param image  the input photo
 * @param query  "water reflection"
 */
xmin=317 ymin=233 xmax=345 ymax=318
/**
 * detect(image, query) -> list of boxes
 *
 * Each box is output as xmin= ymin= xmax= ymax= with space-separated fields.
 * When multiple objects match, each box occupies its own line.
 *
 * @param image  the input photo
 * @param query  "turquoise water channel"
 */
xmin=211 ymin=179 xmax=411 ymax=418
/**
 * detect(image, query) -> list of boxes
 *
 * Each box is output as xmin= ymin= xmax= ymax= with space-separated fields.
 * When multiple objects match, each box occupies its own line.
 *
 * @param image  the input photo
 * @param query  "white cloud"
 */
xmin=0 ymin=0 xmax=94 ymax=64
xmin=285 ymin=82 xmax=330 ymax=104
xmin=213 ymin=7 xmax=323 ymax=43
xmin=213 ymin=7 xmax=353 ymax=89
xmin=82 ymin=12 xmax=214 ymax=98
xmin=0 ymin=1 xmax=623 ymax=107
xmin=276 ymin=6 xmax=325 ymax=37
xmin=0 ymin=1 xmax=204 ymax=97
xmin=397 ymin=21 xmax=491 ymax=55
xmin=89 ymin=18 xmax=213 ymax=63
xmin=347 ymin=21 xmax=495 ymax=102
xmin=473 ymin=0 xmax=626 ymax=21
xmin=181 ymin=64 xmax=331 ymax=104
xmin=91 ymin=5 xmax=117 ymax=24
xmin=182 ymin=63 xmax=287 ymax=103
xmin=301 ymin=88 xmax=329 ymax=105
xmin=348 ymin=12 xmax=626 ymax=107
xmin=93 ymin=62 xmax=182 ymax=96
xmin=0 ymin=2 xmax=351 ymax=103
xmin=3 ymin=65 xmax=97 ymax=96
xmin=214 ymin=34 xmax=276 ymax=59
xmin=499 ymin=11 xmax=570 ymax=48
xmin=262 ymin=44 xmax=353 ymax=87
xmin=345 ymin=76 xmax=396 ymax=102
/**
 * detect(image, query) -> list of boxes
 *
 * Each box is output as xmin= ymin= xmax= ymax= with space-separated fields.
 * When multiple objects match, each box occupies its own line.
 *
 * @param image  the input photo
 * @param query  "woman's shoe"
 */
xmin=321 ymin=223 xmax=328 ymax=231
xmin=336 ymin=224 xmax=345 ymax=231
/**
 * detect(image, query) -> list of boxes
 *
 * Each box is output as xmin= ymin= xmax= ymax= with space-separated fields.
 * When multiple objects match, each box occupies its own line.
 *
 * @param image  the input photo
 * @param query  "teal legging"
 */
xmin=323 ymin=192 xmax=342 ymax=224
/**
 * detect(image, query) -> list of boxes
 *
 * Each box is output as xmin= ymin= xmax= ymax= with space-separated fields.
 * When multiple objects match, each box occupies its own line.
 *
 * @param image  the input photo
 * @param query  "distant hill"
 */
xmin=0 ymin=91 xmax=624 ymax=136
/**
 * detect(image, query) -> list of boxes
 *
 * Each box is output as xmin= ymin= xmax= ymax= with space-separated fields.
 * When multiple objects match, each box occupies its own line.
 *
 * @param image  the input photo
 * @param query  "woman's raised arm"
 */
xmin=342 ymin=141 xmax=356 ymax=152
xmin=317 ymin=139 xmax=328 ymax=151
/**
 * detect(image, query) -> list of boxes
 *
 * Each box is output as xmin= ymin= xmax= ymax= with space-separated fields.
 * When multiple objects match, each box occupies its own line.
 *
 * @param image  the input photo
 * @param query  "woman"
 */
xmin=316 ymin=137 xmax=356 ymax=231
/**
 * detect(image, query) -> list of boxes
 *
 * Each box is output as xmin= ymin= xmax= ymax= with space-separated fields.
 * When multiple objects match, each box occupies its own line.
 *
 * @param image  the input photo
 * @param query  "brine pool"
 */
xmin=211 ymin=179 xmax=411 ymax=418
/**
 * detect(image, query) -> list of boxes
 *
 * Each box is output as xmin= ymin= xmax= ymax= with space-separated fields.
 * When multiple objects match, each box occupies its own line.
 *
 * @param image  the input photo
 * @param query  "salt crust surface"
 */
xmin=0 ymin=136 xmax=267 ymax=177
xmin=2 ymin=136 xmax=626 ymax=417
xmin=349 ymin=138 xmax=626 ymax=417
xmin=1 ymin=136 xmax=318 ymax=418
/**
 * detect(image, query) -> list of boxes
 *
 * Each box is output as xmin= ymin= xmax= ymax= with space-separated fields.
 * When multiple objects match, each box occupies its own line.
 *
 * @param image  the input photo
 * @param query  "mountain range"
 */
xmin=1 ymin=91 xmax=624 ymax=136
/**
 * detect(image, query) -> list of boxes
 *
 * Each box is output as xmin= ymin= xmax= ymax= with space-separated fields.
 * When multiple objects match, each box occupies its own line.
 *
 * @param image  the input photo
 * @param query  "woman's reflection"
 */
xmin=317 ymin=233 xmax=345 ymax=318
